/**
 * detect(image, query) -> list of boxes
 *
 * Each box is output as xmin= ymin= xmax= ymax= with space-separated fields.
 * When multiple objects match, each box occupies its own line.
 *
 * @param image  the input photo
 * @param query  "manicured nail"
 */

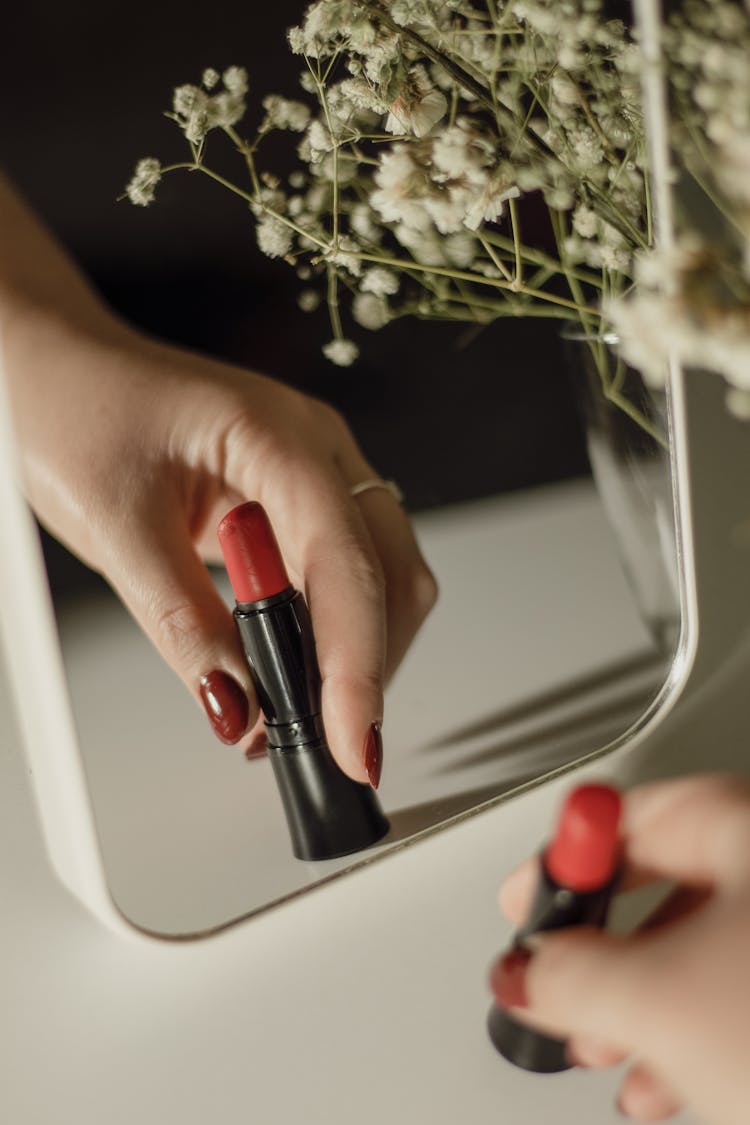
xmin=363 ymin=721 xmax=383 ymax=788
xmin=199 ymin=671 xmax=249 ymax=744
xmin=489 ymin=946 xmax=532 ymax=1010
xmin=245 ymin=728 xmax=268 ymax=760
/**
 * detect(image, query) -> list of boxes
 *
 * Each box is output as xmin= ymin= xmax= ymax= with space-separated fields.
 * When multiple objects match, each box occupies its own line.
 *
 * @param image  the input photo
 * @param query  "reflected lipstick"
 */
xmin=488 ymin=783 xmax=623 ymax=1072
xmin=218 ymin=501 xmax=389 ymax=861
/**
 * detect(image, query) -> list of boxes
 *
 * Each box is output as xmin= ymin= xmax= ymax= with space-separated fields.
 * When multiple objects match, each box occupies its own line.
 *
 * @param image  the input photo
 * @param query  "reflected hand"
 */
xmin=493 ymin=775 xmax=750 ymax=1124
xmin=7 ymin=311 xmax=437 ymax=784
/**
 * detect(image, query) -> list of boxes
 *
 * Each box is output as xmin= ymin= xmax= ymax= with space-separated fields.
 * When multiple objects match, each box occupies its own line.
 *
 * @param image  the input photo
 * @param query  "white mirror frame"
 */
xmin=3 ymin=0 xmax=747 ymax=940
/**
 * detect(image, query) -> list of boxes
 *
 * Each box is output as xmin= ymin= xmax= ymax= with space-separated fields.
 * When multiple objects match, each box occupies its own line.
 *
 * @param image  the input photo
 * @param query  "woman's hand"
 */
xmin=0 ymin=175 xmax=436 ymax=784
xmin=492 ymin=774 xmax=750 ymax=1125
xmin=7 ymin=311 xmax=436 ymax=782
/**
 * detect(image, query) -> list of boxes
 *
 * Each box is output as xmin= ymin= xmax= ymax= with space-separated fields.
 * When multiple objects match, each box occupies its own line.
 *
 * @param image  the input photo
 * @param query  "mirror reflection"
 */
xmin=3 ymin=0 xmax=678 ymax=934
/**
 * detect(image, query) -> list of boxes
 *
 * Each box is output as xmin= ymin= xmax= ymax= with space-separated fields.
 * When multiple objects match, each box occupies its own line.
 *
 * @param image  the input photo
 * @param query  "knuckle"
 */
xmin=411 ymin=559 xmax=439 ymax=618
xmin=315 ymin=399 xmax=351 ymax=441
xmin=389 ymin=558 xmax=439 ymax=622
xmin=148 ymin=598 xmax=208 ymax=666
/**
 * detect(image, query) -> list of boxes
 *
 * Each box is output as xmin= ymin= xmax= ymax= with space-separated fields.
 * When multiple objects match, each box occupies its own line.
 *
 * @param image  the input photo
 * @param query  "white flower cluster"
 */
xmin=134 ymin=0 xmax=750 ymax=403
xmin=124 ymin=157 xmax=162 ymax=207
xmin=171 ymin=66 xmax=249 ymax=146
xmin=607 ymin=1 xmax=750 ymax=420
xmin=610 ymin=240 xmax=750 ymax=419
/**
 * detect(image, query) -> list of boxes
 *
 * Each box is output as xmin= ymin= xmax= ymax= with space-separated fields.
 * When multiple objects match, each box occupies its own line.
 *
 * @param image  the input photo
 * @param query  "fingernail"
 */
xmin=615 ymin=1095 xmax=630 ymax=1118
xmin=245 ymin=728 xmax=268 ymax=760
xmin=199 ymin=671 xmax=249 ymax=744
xmin=363 ymin=721 xmax=383 ymax=788
xmin=489 ymin=946 xmax=532 ymax=1010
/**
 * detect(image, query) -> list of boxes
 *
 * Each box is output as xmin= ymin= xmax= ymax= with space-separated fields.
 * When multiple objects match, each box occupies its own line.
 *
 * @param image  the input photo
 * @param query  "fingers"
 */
xmin=302 ymin=499 xmax=388 ymax=786
xmin=617 ymin=1063 xmax=684 ymax=1121
xmin=566 ymin=1035 xmax=628 ymax=1069
xmin=246 ymin=458 xmax=389 ymax=786
xmin=491 ymin=928 xmax=645 ymax=1045
xmin=622 ymin=775 xmax=750 ymax=890
xmin=224 ymin=417 xmax=436 ymax=785
xmin=349 ymin=486 xmax=438 ymax=681
xmin=101 ymin=500 xmax=257 ymax=746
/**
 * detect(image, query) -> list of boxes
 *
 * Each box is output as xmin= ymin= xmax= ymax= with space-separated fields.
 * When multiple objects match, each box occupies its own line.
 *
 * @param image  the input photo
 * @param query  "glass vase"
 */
xmin=563 ymin=330 xmax=681 ymax=656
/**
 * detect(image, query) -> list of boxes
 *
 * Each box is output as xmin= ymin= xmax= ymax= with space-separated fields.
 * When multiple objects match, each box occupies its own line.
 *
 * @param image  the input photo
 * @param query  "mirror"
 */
xmin=2 ymin=0 xmax=681 ymax=935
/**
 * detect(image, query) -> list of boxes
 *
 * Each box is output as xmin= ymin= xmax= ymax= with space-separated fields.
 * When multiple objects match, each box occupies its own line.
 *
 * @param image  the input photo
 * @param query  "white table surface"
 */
xmin=3 ymin=476 xmax=734 ymax=1124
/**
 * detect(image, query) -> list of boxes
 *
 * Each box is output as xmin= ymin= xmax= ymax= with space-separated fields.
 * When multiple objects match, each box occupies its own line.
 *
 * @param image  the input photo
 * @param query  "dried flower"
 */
xmin=127 ymin=0 xmax=750 ymax=419
xmin=125 ymin=158 xmax=162 ymax=206
xmin=384 ymin=65 xmax=447 ymax=138
xmin=323 ymin=338 xmax=359 ymax=365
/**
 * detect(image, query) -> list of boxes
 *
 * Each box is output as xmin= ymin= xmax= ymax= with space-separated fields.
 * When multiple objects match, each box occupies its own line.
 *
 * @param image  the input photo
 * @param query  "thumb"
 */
xmin=102 ymin=507 xmax=258 ymax=745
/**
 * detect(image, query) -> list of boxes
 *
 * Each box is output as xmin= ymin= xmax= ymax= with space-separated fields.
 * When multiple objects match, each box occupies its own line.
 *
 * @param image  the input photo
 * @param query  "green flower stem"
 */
xmin=477 ymin=234 xmax=513 ymax=282
xmin=480 ymin=231 xmax=604 ymax=288
xmin=351 ymin=250 xmax=602 ymax=314
xmin=326 ymin=264 xmax=344 ymax=339
xmin=508 ymin=195 xmax=523 ymax=286
xmin=223 ymin=125 xmax=265 ymax=188
xmin=307 ymin=60 xmax=341 ymax=245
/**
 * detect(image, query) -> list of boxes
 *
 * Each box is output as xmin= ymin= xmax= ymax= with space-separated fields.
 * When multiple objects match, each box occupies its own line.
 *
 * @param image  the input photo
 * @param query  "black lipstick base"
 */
xmin=487 ymin=1001 xmax=570 ymax=1072
xmin=268 ymin=739 xmax=389 ymax=861
xmin=234 ymin=588 xmax=390 ymax=861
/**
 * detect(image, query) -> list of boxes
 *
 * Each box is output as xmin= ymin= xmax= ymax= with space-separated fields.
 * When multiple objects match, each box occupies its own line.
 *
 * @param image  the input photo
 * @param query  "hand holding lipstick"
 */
xmin=491 ymin=774 xmax=750 ymax=1124
xmin=0 ymin=174 xmax=437 ymax=786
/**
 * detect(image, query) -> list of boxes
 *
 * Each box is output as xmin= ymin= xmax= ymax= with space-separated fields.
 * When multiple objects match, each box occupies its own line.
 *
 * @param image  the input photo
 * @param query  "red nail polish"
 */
xmin=490 ymin=946 xmax=532 ymax=1010
xmin=363 ymin=722 xmax=383 ymax=788
xmin=199 ymin=671 xmax=249 ymax=744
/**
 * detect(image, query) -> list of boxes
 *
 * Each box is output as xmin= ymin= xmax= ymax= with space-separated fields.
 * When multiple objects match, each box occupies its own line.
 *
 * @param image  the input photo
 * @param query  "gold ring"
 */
xmin=350 ymin=478 xmax=404 ymax=503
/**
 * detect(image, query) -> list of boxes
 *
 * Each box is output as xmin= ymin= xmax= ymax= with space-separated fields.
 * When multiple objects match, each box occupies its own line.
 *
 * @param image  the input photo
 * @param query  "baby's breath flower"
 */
xmin=371 ymin=146 xmax=434 ymax=231
xmin=173 ymin=84 xmax=210 ymax=144
xmin=323 ymin=338 xmax=359 ymax=366
xmin=572 ymin=205 xmax=598 ymax=239
xmin=125 ymin=157 xmax=162 ymax=206
xmin=135 ymin=0 xmax=750 ymax=425
xmin=463 ymin=180 xmax=520 ymax=231
xmin=262 ymin=95 xmax=311 ymax=132
xmin=287 ymin=26 xmax=306 ymax=54
xmin=353 ymin=292 xmax=390 ymax=329
xmin=307 ymin=119 xmax=334 ymax=159
xmin=349 ymin=203 xmax=380 ymax=243
xmin=208 ymin=90 xmax=247 ymax=130
xmin=298 ymin=288 xmax=321 ymax=312
xmin=361 ymin=267 xmax=400 ymax=297
xmin=324 ymin=235 xmax=362 ymax=276
xmin=256 ymin=215 xmax=294 ymax=259
xmin=385 ymin=66 xmax=448 ymax=139
xmin=223 ymin=66 xmax=248 ymax=95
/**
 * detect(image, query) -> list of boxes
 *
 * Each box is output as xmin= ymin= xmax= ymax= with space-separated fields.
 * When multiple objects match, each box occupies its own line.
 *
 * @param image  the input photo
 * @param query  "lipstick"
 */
xmin=217 ymin=501 xmax=389 ymax=861
xmin=488 ymin=783 xmax=623 ymax=1072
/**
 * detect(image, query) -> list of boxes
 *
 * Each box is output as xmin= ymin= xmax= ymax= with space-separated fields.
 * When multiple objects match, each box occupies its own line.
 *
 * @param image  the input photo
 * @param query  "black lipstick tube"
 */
xmin=487 ymin=860 xmax=619 ymax=1072
xmin=234 ymin=586 xmax=390 ymax=861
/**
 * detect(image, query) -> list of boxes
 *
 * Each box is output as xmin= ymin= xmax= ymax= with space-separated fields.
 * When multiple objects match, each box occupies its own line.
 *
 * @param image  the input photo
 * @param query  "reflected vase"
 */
xmin=563 ymin=330 xmax=681 ymax=656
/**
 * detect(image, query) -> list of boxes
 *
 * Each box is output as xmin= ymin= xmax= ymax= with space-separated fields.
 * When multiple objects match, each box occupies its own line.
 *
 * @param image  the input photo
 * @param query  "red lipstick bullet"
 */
xmin=218 ymin=501 xmax=389 ymax=861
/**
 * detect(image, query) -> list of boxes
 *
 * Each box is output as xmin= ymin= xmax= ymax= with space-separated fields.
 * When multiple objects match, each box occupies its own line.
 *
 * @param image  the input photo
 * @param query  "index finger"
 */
xmin=258 ymin=458 xmax=389 ymax=786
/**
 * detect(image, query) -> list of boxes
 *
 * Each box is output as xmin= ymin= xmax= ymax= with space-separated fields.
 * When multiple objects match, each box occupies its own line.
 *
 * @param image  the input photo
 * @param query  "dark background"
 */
xmin=2 ymin=1 xmax=589 ymax=597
